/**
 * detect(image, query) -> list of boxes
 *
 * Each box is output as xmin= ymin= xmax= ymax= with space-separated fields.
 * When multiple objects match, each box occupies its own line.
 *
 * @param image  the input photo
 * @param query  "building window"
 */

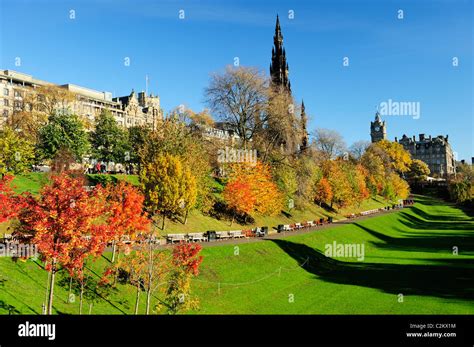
xmin=3 ymin=88 xmax=9 ymax=96
xmin=14 ymin=90 xmax=22 ymax=97
xmin=4 ymin=99 xmax=9 ymax=107
xmin=3 ymin=109 xmax=8 ymax=118
xmin=14 ymin=100 xmax=22 ymax=109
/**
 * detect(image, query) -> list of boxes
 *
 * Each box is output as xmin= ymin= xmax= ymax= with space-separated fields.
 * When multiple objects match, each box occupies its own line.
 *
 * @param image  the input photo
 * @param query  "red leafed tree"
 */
xmin=172 ymin=243 xmax=203 ymax=276
xmin=99 ymin=181 xmax=151 ymax=262
xmin=164 ymin=243 xmax=203 ymax=314
xmin=14 ymin=173 xmax=109 ymax=314
xmin=223 ymin=179 xmax=256 ymax=225
xmin=0 ymin=175 xmax=24 ymax=223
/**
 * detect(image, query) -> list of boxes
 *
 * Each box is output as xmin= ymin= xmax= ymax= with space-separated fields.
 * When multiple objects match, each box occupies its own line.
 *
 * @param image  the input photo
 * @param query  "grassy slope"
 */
xmin=0 ymin=195 xmax=473 ymax=314
xmin=161 ymin=197 xmax=390 ymax=235
xmin=7 ymin=173 xmax=393 ymax=235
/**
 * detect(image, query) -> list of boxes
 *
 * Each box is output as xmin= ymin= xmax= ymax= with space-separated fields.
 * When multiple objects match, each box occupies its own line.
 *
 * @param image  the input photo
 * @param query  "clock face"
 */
xmin=375 ymin=126 xmax=380 ymax=132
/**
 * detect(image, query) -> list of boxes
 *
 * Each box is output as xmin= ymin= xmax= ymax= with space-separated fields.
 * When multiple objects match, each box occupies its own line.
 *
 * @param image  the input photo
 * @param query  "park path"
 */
xmin=152 ymin=207 xmax=402 ymax=249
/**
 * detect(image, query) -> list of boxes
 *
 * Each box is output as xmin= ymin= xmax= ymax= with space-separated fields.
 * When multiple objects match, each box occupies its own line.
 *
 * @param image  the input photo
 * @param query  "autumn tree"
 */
xmin=140 ymin=153 xmax=197 ymax=230
xmin=325 ymin=160 xmax=354 ymax=208
xmin=375 ymin=140 xmax=412 ymax=174
xmin=139 ymin=117 xmax=212 ymax=213
xmin=314 ymin=177 xmax=333 ymax=207
xmin=223 ymin=180 xmax=256 ymax=225
xmin=99 ymin=181 xmax=151 ymax=262
xmin=163 ymin=243 xmax=203 ymax=315
xmin=225 ymin=161 xmax=283 ymax=218
xmin=14 ymin=173 xmax=109 ymax=314
xmin=115 ymin=239 xmax=170 ymax=315
xmin=0 ymin=175 xmax=25 ymax=223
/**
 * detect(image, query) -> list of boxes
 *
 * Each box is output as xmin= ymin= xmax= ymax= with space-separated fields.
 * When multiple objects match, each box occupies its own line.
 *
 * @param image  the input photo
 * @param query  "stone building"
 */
xmin=369 ymin=112 xmax=456 ymax=177
xmin=0 ymin=69 xmax=162 ymax=129
xmin=370 ymin=112 xmax=387 ymax=143
xmin=396 ymin=134 xmax=456 ymax=177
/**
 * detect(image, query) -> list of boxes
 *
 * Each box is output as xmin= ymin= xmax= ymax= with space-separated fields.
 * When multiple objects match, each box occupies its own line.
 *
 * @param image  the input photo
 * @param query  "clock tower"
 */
xmin=370 ymin=112 xmax=387 ymax=143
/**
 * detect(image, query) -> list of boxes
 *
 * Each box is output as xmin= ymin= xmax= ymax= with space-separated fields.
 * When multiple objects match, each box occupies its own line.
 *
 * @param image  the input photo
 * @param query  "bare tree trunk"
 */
xmin=47 ymin=260 xmax=57 ymax=315
xmin=111 ymin=241 xmax=117 ymax=262
xmin=145 ymin=231 xmax=154 ymax=315
xmin=79 ymin=281 xmax=84 ymax=315
xmin=162 ymin=214 xmax=166 ymax=230
xmin=88 ymin=303 xmax=93 ymax=315
xmin=43 ymin=261 xmax=50 ymax=315
xmin=68 ymin=276 xmax=73 ymax=303
xmin=184 ymin=210 xmax=189 ymax=225
xmin=134 ymin=284 xmax=140 ymax=315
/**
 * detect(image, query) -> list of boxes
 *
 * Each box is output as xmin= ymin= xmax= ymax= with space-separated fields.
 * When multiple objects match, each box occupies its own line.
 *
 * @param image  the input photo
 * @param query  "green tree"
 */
xmin=38 ymin=110 xmax=90 ymax=161
xmin=90 ymin=110 xmax=131 ymax=163
xmin=0 ymin=127 xmax=35 ymax=175
xmin=128 ymin=125 xmax=152 ymax=165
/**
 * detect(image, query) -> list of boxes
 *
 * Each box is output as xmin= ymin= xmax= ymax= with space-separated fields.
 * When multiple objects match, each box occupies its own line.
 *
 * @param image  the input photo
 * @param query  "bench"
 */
xmin=188 ymin=233 xmax=207 ymax=242
xmin=167 ymin=234 xmax=187 ymax=244
xmin=216 ymin=231 xmax=230 ymax=240
xmin=229 ymin=230 xmax=246 ymax=239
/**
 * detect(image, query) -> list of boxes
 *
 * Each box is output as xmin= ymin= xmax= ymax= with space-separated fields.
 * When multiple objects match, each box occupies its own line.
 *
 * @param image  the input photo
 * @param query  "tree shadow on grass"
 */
xmin=398 ymin=211 xmax=474 ymax=231
xmin=269 ymin=239 xmax=474 ymax=301
xmin=405 ymin=205 xmax=474 ymax=223
xmin=354 ymin=222 xmax=474 ymax=254
xmin=0 ymin=300 xmax=20 ymax=314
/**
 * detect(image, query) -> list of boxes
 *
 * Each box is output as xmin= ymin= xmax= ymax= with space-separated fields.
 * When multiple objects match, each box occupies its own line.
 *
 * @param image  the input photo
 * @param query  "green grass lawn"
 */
xmin=0 ymin=194 xmax=473 ymax=314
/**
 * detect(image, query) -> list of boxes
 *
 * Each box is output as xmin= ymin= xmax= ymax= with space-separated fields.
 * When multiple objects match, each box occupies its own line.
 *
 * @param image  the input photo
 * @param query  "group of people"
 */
xmin=84 ymin=161 xmax=135 ymax=175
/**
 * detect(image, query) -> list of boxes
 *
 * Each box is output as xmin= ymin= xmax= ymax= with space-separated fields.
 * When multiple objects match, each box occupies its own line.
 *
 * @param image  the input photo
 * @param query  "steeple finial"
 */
xmin=270 ymin=14 xmax=290 ymax=93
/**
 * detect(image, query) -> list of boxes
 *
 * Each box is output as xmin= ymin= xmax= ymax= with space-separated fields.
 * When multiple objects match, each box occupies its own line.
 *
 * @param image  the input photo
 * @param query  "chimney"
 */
xmin=461 ymin=159 xmax=465 ymax=165
xmin=419 ymin=133 xmax=425 ymax=141
xmin=412 ymin=135 xmax=416 ymax=142
xmin=471 ymin=157 xmax=474 ymax=165
xmin=394 ymin=137 xmax=398 ymax=142
xmin=429 ymin=135 xmax=432 ymax=141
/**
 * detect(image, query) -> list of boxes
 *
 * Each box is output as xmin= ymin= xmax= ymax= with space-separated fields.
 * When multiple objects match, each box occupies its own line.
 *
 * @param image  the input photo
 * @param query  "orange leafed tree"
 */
xmin=223 ymin=179 xmax=256 ymax=224
xmin=224 ymin=161 xmax=283 ymax=221
xmin=98 ymin=181 xmax=151 ymax=262
xmin=0 ymin=175 xmax=25 ymax=223
xmin=314 ymin=177 xmax=333 ymax=207
xmin=14 ymin=173 xmax=110 ymax=314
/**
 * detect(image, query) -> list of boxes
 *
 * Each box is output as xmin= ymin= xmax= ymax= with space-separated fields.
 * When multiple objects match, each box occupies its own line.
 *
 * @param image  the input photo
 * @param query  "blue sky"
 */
xmin=1 ymin=0 xmax=472 ymax=160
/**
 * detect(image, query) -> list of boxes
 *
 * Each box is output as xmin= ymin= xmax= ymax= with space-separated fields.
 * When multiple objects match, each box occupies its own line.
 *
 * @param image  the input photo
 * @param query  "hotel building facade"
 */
xmin=0 ymin=69 xmax=163 ymax=129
